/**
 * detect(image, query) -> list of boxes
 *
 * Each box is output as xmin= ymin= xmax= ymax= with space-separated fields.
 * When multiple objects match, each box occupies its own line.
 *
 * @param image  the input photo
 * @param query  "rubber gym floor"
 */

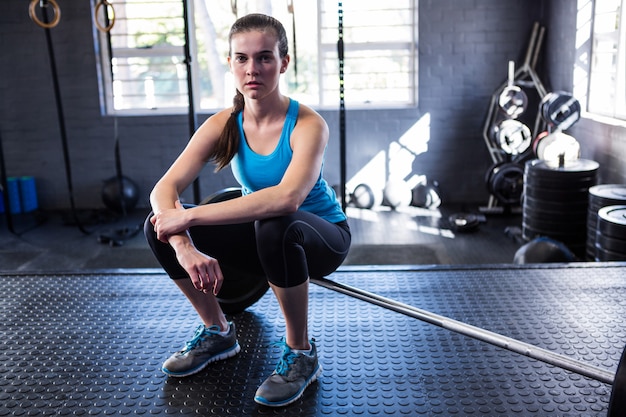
xmin=1 ymin=206 xmax=625 ymax=416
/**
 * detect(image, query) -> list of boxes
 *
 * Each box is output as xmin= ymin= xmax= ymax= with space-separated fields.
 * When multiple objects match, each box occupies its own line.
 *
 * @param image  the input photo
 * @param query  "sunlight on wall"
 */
xmin=345 ymin=112 xmax=431 ymax=206
xmin=343 ymin=112 xmax=455 ymax=238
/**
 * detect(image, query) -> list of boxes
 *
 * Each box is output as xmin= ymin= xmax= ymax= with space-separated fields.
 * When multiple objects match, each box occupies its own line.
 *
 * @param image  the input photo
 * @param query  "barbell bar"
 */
xmin=310 ymin=276 xmax=625 ymax=416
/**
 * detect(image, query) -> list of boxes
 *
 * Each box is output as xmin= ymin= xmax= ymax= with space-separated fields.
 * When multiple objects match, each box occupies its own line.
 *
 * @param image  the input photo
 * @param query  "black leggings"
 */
xmin=144 ymin=209 xmax=351 ymax=288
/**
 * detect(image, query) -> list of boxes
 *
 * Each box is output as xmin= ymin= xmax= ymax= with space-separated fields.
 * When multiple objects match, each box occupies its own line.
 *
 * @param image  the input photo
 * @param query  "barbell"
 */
xmin=310 ymin=276 xmax=626 ymax=417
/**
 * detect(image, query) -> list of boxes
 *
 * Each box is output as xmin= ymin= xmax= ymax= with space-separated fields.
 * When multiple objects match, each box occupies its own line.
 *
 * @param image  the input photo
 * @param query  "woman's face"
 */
xmin=228 ymin=30 xmax=289 ymax=100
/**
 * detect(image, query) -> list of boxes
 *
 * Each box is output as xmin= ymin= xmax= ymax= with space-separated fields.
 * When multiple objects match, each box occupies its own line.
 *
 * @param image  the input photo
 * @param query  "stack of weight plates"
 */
xmin=522 ymin=159 xmax=599 ymax=258
xmin=586 ymin=184 xmax=626 ymax=260
xmin=595 ymin=205 xmax=626 ymax=261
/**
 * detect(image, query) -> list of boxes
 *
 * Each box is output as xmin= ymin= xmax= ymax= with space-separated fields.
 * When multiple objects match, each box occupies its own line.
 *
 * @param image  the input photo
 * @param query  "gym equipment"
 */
xmin=200 ymin=187 xmax=269 ymax=314
xmin=534 ymin=130 xmax=581 ymax=164
xmin=411 ymin=180 xmax=441 ymax=209
xmin=382 ymin=180 xmax=412 ymax=209
xmin=498 ymin=61 xmax=528 ymax=119
xmin=481 ymin=22 xmax=547 ymax=212
xmin=32 ymin=0 xmax=91 ymax=235
xmin=540 ymin=91 xmax=581 ymax=131
xmin=513 ymin=236 xmax=576 ymax=263
xmin=101 ymin=175 xmax=139 ymax=214
xmin=587 ymin=184 xmax=626 ymax=260
xmin=350 ymin=183 xmax=377 ymax=209
xmin=492 ymin=119 xmax=532 ymax=155
xmin=310 ymin=276 xmax=626 ymax=417
xmin=94 ymin=0 xmax=115 ymax=33
xmin=182 ymin=190 xmax=626 ymax=413
xmin=523 ymin=159 xmax=599 ymax=258
xmin=447 ymin=212 xmax=482 ymax=233
xmin=29 ymin=0 xmax=61 ymax=29
xmin=595 ymin=205 xmax=626 ymax=261
xmin=485 ymin=161 xmax=524 ymax=205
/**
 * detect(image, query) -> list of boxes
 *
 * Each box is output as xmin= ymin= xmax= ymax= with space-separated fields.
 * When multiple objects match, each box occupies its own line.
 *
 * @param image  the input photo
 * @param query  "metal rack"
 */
xmin=481 ymin=22 xmax=548 ymax=213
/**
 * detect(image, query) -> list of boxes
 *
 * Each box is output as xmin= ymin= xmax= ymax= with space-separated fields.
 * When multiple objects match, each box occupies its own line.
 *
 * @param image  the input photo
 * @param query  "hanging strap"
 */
xmin=38 ymin=3 xmax=91 ymax=234
xmin=287 ymin=0 xmax=298 ymax=87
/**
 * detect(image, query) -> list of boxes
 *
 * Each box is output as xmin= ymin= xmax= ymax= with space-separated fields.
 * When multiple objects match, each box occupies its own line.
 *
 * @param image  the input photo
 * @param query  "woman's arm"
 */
xmin=152 ymin=104 xmax=329 ymax=236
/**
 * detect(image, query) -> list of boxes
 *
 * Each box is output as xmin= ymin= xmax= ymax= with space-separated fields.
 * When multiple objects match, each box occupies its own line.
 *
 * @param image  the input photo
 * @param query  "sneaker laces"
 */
xmin=272 ymin=339 xmax=298 ymax=376
xmin=182 ymin=324 xmax=221 ymax=354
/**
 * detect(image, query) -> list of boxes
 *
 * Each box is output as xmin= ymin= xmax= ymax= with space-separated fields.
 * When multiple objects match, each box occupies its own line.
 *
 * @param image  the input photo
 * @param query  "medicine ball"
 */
xmin=513 ymin=237 xmax=576 ymax=264
xmin=102 ymin=175 xmax=140 ymax=214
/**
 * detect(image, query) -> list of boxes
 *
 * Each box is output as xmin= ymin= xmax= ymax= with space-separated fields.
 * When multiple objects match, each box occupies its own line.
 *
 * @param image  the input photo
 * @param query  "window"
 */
xmin=588 ymin=0 xmax=626 ymax=119
xmin=94 ymin=0 xmax=417 ymax=115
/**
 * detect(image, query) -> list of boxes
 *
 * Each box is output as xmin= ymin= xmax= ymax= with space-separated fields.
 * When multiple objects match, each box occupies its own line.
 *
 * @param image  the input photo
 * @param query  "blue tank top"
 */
xmin=230 ymin=99 xmax=346 ymax=223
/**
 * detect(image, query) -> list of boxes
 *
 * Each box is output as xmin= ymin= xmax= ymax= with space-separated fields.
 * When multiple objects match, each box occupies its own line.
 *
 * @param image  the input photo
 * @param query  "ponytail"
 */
xmin=210 ymin=90 xmax=244 ymax=171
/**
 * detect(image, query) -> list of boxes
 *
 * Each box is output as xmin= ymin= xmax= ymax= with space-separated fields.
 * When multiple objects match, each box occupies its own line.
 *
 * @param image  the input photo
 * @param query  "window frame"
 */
xmin=587 ymin=0 xmax=626 ymax=121
xmin=94 ymin=0 xmax=418 ymax=116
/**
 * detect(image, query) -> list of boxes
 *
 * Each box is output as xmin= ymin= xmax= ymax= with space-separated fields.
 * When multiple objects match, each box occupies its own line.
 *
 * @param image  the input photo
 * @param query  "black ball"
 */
xmin=101 ymin=175 xmax=139 ymax=214
xmin=514 ymin=237 xmax=576 ymax=264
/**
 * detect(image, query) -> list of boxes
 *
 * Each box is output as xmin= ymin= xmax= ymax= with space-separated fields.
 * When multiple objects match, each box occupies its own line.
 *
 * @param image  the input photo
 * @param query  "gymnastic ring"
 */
xmin=29 ymin=0 xmax=61 ymax=29
xmin=94 ymin=0 xmax=115 ymax=33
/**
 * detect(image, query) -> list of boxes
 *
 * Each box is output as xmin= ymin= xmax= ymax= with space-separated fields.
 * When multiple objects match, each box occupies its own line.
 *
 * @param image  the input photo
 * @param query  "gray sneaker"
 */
xmin=254 ymin=339 xmax=322 ymax=407
xmin=162 ymin=322 xmax=240 ymax=377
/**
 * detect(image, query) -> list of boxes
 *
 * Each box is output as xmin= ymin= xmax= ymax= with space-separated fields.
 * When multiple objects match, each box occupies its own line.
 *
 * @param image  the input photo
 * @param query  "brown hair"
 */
xmin=209 ymin=13 xmax=289 ymax=171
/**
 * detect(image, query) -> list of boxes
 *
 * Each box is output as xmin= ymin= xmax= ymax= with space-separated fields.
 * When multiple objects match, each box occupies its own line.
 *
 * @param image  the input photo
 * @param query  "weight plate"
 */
xmin=597 ymin=205 xmax=626 ymax=239
xmin=351 ymin=183 xmax=377 ymax=209
xmin=589 ymin=184 xmax=626 ymax=203
xmin=595 ymin=232 xmax=626 ymax=253
xmin=448 ymin=213 xmax=480 ymax=233
xmin=523 ymin=206 xmax=588 ymax=222
xmin=498 ymin=85 xmax=528 ymax=119
xmin=525 ymin=158 xmax=599 ymax=178
xmin=200 ymin=187 xmax=270 ymax=314
xmin=199 ymin=187 xmax=243 ymax=204
xmin=524 ymin=185 xmax=590 ymax=203
xmin=540 ymin=91 xmax=581 ymax=130
xmin=522 ymin=218 xmax=587 ymax=238
xmin=217 ymin=265 xmax=271 ymax=315
xmin=595 ymin=245 xmax=626 ymax=262
xmin=523 ymin=194 xmax=589 ymax=212
xmin=488 ymin=162 xmax=524 ymax=205
xmin=525 ymin=174 xmax=597 ymax=190
xmin=494 ymin=119 xmax=531 ymax=155
xmin=535 ymin=131 xmax=581 ymax=164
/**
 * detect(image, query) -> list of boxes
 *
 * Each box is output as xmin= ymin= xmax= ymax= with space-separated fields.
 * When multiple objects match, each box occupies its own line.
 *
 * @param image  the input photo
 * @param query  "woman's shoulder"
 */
xmin=296 ymin=101 xmax=327 ymax=128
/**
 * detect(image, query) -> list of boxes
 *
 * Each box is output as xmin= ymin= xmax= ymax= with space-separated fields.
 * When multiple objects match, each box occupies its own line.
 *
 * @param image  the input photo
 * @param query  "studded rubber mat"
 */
xmin=1 ymin=263 xmax=625 ymax=416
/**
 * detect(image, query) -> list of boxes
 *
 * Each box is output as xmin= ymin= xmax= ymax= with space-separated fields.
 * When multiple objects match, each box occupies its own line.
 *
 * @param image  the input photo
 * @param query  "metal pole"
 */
xmin=311 ymin=276 xmax=615 ymax=385
xmin=182 ymin=0 xmax=201 ymax=204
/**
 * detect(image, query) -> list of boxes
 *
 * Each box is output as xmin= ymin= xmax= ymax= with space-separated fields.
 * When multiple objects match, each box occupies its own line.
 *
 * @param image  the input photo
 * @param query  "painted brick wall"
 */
xmin=2 ymin=0 xmax=593 ymax=213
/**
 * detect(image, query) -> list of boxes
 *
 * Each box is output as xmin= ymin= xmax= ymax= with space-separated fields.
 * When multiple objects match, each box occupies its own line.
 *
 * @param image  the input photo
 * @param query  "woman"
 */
xmin=144 ymin=13 xmax=351 ymax=407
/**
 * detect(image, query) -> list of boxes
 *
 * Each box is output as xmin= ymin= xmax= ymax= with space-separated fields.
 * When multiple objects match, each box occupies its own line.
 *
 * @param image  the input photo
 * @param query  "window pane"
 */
xmin=98 ymin=0 xmax=416 ymax=114
xmin=111 ymin=56 xmax=188 ymax=110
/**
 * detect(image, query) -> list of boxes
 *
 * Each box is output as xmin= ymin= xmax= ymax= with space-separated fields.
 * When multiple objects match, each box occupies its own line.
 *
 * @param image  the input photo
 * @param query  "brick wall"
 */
xmin=7 ymin=0 xmax=617 ymax=213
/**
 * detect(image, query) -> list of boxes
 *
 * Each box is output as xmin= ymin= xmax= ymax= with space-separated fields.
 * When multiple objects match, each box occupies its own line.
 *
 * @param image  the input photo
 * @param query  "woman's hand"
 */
xmin=176 ymin=243 xmax=225 ymax=295
xmin=150 ymin=200 xmax=189 ymax=243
